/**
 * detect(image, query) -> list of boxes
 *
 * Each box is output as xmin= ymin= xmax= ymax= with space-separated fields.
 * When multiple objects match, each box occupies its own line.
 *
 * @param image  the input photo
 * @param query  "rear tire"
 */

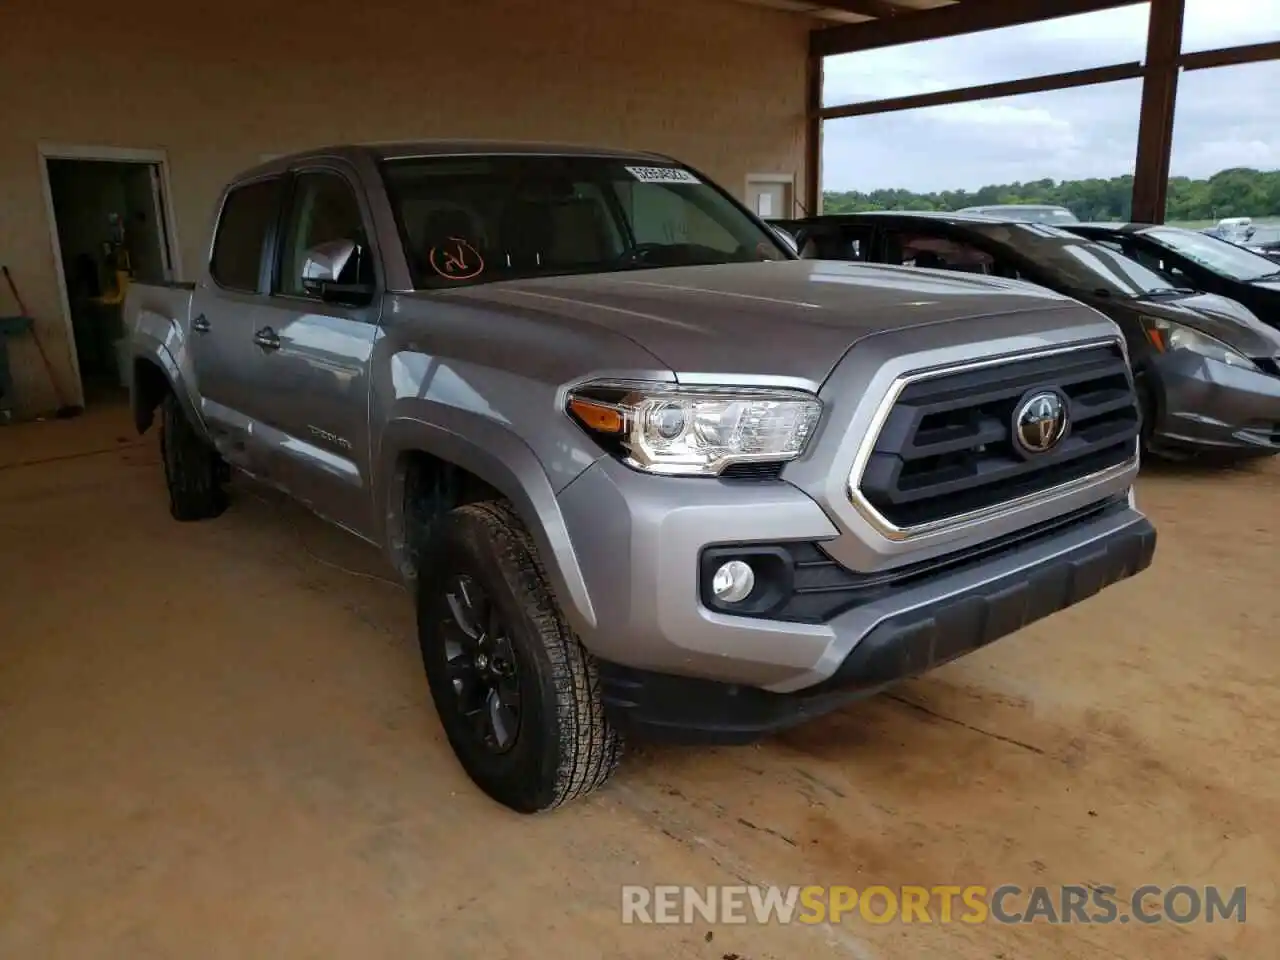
xmin=160 ymin=393 xmax=227 ymax=521
xmin=417 ymin=500 xmax=622 ymax=813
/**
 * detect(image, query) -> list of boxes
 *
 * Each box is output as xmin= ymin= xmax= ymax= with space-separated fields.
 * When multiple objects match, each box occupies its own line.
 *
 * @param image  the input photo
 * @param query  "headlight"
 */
xmin=566 ymin=380 xmax=822 ymax=476
xmin=1140 ymin=316 xmax=1256 ymax=370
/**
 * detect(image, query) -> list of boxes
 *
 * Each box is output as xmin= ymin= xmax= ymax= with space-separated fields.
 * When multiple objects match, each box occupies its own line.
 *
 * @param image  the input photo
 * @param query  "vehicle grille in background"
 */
xmin=856 ymin=342 xmax=1139 ymax=530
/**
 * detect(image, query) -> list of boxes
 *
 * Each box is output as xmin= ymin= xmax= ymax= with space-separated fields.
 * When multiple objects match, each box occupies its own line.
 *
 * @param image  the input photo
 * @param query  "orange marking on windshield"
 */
xmin=429 ymin=237 xmax=484 ymax=281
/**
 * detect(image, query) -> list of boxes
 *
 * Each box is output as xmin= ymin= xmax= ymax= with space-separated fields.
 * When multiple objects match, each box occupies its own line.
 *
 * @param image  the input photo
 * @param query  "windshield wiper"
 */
xmin=1134 ymin=287 xmax=1195 ymax=300
xmin=1251 ymin=271 xmax=1280 ymax=282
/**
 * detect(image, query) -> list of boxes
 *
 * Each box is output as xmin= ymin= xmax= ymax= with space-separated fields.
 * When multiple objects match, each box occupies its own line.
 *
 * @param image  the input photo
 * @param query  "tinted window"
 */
xmin=210 ymin=178 xmax=282 ymax=292
xmin=884 ymin=231 xmax=996 ymax=274
xmin=380 ymin=155 xmax=788 ymax=289
xmin=276 ymin=172 xmax=374 ymax=297
xmin=799 ymin=225 xmax=870 ymax=260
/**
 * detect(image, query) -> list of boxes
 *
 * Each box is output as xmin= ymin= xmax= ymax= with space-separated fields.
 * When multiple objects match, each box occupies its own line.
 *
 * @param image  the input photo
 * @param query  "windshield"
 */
xmin=1014 ymin=208 xmax=1079 ymax=225
xmin=972 ymin=223 xmax=1182 ymax=297
xmin=1143 ymin=227 xmax=1279 ymax=282
xmin=380 ymin=155 xmax=789 ymax=289
xmin=964 ymin=206 xmax=1078 ymax=224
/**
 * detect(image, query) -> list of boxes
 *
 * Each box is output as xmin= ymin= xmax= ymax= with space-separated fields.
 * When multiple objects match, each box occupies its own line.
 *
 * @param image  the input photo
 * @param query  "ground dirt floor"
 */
xmin=1 ymin=405 xmax=1275 ymax=959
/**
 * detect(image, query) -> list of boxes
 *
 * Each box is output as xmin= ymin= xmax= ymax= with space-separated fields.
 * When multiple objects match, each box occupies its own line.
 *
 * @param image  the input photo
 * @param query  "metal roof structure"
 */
xmin=791 ymin=0 xmax=1280 ymax=220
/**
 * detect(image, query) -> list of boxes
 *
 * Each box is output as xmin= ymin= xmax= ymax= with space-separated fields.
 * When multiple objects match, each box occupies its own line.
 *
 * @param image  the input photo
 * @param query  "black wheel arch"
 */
xmin=132 ymin=356 xmax=172 ymax=434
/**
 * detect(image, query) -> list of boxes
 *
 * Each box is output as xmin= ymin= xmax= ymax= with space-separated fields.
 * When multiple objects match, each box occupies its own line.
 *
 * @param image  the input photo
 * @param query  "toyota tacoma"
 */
xmin=126 ymin=142 xmax=1157 ymax=812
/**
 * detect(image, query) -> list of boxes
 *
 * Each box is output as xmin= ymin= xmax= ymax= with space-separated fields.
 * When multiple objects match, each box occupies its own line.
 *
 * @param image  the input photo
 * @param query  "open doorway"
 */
xmin=40 ymin=148 xmax=179 ymax=407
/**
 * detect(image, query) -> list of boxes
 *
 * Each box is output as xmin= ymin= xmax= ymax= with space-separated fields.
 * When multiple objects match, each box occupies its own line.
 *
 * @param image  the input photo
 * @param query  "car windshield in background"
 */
xmin=961 ymin=206 xmax=1078 ymax=225
xmin=1143 ymin=228 xmax=1280 ymax=282
xmin=972 ymin=223 xmax=1181 ymax=298
xmin=1011 ymin=208 xmax=1079 ymax=225
xmin=379 ymin=155 xmax=789 ymax=289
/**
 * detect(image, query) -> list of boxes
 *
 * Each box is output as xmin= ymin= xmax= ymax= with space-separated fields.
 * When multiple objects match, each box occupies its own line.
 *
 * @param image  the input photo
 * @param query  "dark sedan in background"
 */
xmin=1065 ymin=223 xmax=1280 ymax=331
xmin=782 ymin=212 xmax=1280 ymax=460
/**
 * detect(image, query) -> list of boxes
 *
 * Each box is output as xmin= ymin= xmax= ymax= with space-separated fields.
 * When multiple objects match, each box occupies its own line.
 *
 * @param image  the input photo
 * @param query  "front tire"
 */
xmin=160 ymin=394 xmax=227 ymax=521
xmin=417 ymin=501 xmax=622 ymax=813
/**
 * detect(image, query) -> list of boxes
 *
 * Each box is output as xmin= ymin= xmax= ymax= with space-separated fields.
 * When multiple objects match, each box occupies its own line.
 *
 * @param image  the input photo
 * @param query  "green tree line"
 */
xmin=821 ymin=167 xmax=1280 ymax=222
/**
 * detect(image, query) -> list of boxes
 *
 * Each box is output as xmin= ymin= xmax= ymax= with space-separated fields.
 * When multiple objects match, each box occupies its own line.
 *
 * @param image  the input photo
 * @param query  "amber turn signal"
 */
xmin=568 ymin=397 xmax=624 ymax=434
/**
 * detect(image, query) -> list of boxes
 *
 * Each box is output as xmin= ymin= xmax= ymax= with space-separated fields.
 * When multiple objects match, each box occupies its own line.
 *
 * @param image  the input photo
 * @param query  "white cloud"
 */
xmin=821 ymin=0 xmax=1280 ymax=193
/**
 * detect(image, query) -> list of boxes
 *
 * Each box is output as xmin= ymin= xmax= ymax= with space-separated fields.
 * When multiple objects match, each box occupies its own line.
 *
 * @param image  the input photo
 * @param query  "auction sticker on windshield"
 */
xmin=625 ymin=166 xmax=701 ymax=185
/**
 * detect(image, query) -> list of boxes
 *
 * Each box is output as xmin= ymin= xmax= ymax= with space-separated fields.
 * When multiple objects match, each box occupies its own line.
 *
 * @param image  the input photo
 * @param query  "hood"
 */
xmin=435 ymin=260 xmax=1090 ymax=385
xmin=1133 ymin=292 xmax=1280 ymax=358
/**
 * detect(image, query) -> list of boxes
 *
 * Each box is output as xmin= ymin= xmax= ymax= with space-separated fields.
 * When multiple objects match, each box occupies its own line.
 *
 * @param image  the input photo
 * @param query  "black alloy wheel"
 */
xmin=440 ymin=574 xmax=523 ymax=754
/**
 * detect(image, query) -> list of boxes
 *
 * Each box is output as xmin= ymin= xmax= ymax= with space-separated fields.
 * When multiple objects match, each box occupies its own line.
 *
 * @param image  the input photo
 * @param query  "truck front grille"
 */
xmin=854 ymin=341 xmax=1139 ymax=531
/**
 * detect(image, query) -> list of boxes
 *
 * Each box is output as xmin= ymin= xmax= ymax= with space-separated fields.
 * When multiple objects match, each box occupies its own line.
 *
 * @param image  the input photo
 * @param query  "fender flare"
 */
xmin=377 ymin=415 xmax=598 ymax=632
xmin=130 ymin=342 xmax=206 ymax=438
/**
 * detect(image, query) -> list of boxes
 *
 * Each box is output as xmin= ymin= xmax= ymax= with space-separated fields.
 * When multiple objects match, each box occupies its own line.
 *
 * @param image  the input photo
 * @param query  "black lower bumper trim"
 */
xmin=599 ymin=517 xmax=1156 ymax=745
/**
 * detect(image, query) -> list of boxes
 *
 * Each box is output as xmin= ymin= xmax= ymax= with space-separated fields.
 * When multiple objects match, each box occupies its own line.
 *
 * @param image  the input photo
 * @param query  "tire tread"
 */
xmin=161 ymin=394 xmax=227 ymax=522
xmin=454 ymin=500 xmax=622 ymax=810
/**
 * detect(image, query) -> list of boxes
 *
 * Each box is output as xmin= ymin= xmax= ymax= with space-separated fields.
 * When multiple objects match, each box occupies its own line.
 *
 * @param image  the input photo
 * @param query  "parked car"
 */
xmin=1065 ymin=223 xmax=1280 ymax=332
xmin=126 ymin=144 xmax=1155 ymax=812
xmin=956 ymin=203 xmax=1079 ymax=225
xmin=1204 ymin=216 xmax=1255 ymax=245
xmin=787 ymin=212 xmax=1280 ymax=460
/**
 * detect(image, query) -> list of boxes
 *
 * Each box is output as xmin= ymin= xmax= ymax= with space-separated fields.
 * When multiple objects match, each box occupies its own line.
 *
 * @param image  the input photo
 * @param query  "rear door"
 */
xmin=250 ymin=163 xmax=383 ymax=540
xmin=191 ymin=176 xmax=285 ymax=473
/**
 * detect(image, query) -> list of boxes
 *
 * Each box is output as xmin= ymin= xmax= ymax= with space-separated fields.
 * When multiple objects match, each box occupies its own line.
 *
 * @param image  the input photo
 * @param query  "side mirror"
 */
xmin=770 ymin=225 xmax=800 ymax=257
xmin=300 ymin=238 xmax=374 ymax=305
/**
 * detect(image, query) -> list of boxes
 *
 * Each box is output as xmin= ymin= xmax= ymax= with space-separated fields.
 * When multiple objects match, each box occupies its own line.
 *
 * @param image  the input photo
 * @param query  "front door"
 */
xmin=251 ymin=165 xmax=383 ymax=540
xmin=192 ymin=176 xmax=285 ymax=474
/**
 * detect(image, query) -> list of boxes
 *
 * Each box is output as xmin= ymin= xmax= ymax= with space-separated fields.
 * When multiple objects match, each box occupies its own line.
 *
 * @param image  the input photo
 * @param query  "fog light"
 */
xmin=711 ymin=560 xmax=755 ymax=603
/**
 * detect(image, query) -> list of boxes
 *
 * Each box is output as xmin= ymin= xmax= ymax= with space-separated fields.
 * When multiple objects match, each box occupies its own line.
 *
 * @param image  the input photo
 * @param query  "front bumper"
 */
xmin=558 ymin=456 xmax=1155 ymax=717
xmin=1150 ymin=350 xmax=1280 ymax=455
xmin=595 ymin=510 xmax=1153 ymax=743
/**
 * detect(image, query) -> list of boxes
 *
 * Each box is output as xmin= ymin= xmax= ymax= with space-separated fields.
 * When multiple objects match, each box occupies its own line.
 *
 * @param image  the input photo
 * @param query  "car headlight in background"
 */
xmin=566 ymin=381 xmax=822 ymax=476
xmin=1139 ymin=316 xmax=1257 ymax=370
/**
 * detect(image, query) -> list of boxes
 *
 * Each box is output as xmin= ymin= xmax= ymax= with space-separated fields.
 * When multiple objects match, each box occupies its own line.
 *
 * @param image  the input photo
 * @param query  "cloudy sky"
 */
xmin=821 ymin=0 xmax=1280 ymax=192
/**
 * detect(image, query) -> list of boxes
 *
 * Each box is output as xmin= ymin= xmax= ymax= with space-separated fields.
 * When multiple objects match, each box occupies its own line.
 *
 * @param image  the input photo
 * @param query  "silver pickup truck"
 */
xmin=126 ymin=142 xmax=1156 ymax=813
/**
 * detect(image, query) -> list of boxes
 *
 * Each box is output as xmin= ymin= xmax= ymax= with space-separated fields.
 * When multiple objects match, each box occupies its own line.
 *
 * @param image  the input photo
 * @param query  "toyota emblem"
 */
xmin=1013 ymin=390 xmax=1069 ymax=455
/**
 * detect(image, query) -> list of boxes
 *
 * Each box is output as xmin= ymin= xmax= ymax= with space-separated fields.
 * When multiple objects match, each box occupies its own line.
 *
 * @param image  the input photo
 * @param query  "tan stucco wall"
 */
xmin=0 ymin=0 xmax=810 ymax=415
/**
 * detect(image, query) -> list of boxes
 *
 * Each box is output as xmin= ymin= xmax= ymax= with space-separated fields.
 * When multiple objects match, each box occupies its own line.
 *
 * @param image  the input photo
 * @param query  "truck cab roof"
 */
xmin=239 ymin=141 xmax=674 ymax=182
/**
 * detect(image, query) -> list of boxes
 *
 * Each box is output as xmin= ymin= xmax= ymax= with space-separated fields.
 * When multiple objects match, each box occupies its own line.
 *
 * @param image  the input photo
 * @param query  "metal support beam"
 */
xmin=813 ymin=0 xmax=903 ymax=18
xmin=1181 ymin=39 xmax=1280 ymax=71
xmin=818 ymin=62 xmax=1142 ymax=121
xmin=1131 ymin=0 xmax=1185 ymax=224
xmin=811 ymin=0 xmax=1143 ymax=58
xmin=804 ymin=52 xmax=823 ymax=215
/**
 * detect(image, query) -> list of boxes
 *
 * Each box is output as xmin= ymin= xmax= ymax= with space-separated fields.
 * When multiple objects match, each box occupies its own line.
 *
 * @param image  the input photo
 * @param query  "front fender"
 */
xmin=376 ymin=414 xmax=598 ymax=633
xmin=130 ymin=339 xmax=206 ymax=439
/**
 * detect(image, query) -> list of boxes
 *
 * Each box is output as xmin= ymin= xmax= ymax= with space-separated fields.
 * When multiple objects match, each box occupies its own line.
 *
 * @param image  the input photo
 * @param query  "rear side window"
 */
xmin=800 ymin=226 xmax=871 ymax=261
xmin=884 ymin=230 xmax=995 ymax=274
xmin=210 ymin=178 xmax=282 ymax=292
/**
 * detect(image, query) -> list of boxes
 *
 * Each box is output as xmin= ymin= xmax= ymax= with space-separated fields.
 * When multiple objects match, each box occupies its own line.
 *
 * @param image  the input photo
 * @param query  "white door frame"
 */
xmin=36 ymin=142 xmax=184 ymax=406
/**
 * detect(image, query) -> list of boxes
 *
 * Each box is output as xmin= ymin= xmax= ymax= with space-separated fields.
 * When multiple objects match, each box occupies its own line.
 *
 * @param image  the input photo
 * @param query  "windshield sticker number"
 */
xmin=624 ymin=166 xmax=701 ymax=185
xmin=429 ymin=238 xmax=484 ymax=281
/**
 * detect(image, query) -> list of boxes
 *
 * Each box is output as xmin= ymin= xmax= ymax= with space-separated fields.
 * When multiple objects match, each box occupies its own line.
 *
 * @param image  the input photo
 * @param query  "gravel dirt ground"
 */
xmin=1 ymin=404 xmax=1276 ymax=960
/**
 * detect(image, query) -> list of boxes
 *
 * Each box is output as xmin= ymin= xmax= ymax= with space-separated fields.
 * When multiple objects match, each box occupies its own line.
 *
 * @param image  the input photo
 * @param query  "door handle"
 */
xmin=253 ymin=327 xmax=281 ymax=351
xmin=192 ymin=314 xmax=211 ymax=334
